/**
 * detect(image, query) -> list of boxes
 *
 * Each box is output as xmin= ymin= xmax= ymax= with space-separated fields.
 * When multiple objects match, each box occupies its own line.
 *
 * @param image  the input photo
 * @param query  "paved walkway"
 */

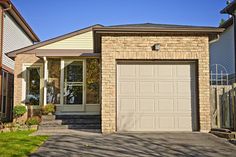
xmin=30 ymin=132 xmax=236 ymax=157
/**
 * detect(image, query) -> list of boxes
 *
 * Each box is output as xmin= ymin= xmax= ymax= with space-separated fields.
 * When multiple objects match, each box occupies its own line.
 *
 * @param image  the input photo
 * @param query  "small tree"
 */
xmin=13 ymin=104 xmax=27 ymax=123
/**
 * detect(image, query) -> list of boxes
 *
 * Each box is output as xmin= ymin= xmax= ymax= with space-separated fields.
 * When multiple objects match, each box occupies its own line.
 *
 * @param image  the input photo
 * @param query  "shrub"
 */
xmin=13 ymin=105 xmax=27 ymax=118
xmin=26 ymin=116 xmax=41 ymax=126
xmin=42 ymin=104 xmax=55 ymax=115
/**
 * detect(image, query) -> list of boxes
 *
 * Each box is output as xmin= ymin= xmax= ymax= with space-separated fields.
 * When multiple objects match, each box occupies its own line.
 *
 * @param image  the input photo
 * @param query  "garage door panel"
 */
xmin=158 ymin=99 xmax=174 ymax=112
xmin=158 ymin=82 xmax=174 ymax=96
xmin=118 ymin=81 xmax=136 ymax=96
xmin=119 ymin=64 xmax=136 ymax=78
xmin=118 ymin=115 xmax=136 ymax=131
xmin=117 ymin=63 xmax=196 ymax=132
xmin=139 ymin=65 xmax=155 ymax=78
xmin=177 ymin=99 xmax=192 ymax=112
xmin=139 ymin=115 xmax=155 ymax=130
xmin=119 ymin=98 xmax=136 ymax=112
xmin=139 ymin=81 xmax=155 ymax=96
xmin=177 ymin=81 xmax=192 ymax=97
xmin=159 ymin=116 xmax=175 ymax=129
xmin=176 ymin=116 xmax=192 ymax=130
xmin=139 ymin=99 xmax=155 ymax=112
xmin=157 ymin=65 xmax=173 ymax=78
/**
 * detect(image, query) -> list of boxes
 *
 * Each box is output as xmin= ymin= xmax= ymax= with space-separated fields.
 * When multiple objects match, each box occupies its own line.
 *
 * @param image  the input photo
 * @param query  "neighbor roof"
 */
xmin=221 ymin=0 xmax=236 ymax=14
xmin=7 ymin=23 xmax=224 ymax=58
xmin=0 ymin=0 xmax=40 ymax=42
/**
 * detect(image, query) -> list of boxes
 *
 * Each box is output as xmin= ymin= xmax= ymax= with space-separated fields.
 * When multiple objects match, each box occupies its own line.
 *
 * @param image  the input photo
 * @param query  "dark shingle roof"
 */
xmin=107 ymin=23 xmax=218 ymax=29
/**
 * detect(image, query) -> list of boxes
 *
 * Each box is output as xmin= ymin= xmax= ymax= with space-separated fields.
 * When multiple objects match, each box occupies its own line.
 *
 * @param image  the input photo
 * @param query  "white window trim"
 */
xmin=22 ymin=63 xmax=43 ymax=109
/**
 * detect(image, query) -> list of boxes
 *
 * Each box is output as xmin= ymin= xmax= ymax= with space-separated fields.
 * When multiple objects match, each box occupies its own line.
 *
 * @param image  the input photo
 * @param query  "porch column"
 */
xmin=43 ymin=57 xmax=48 ymax=105
xmin=60 ymin=59 xmax=64 ymax=105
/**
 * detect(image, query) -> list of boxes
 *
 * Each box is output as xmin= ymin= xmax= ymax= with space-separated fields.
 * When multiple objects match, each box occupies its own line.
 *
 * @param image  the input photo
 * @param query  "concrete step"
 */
xmin=38 ymin=124 xmax=101 ymax=130
xmin=210 ymin=131 xmax=236 ymax=139
xmin=41 ymin=115 xmax=56 ymax=121
xmin=56 ymin=115 xmax=100 ymax=120
xmin=60 ymin=119 xmax=101 ymax=125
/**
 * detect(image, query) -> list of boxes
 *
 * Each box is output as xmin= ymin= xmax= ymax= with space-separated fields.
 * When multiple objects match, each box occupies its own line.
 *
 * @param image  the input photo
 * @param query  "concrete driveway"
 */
xmin=30 ymin=132 xmax=236 ymax=157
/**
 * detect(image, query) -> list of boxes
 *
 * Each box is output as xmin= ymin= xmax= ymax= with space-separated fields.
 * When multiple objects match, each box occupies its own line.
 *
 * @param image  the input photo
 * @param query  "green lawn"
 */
xmin=0 ymin=131 xmax=48 ymax=157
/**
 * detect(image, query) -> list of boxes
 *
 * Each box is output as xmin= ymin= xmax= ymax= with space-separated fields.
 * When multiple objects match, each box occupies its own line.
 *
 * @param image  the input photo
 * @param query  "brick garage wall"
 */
xmin=101 ymin=34 xmax=210 ymax=133
xmin=14 ymin=53 xmax=43 ymax=120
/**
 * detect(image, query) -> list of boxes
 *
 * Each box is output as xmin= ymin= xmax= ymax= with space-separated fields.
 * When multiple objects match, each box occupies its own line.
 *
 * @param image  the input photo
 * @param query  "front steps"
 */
xmin=38 ymin=115 xmax=101 ymax=132
xmin=210 ymin=128 xmax=236 ymax=140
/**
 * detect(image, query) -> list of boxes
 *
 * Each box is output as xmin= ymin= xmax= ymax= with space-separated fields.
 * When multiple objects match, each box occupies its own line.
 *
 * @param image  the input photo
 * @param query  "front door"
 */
xmin=61 ymin=60 xmax=85 ymax=112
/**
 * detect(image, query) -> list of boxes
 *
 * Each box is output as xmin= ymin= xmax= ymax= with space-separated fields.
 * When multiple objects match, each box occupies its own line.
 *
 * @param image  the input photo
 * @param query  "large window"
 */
xmin=25 ymin=67 xmax=40 ymax=105
xmin=47 ymin=59 xmax=61 ymax=104
xmin=64 ymin=61 xmax=84 ymax=105
xmin=86 ymin=59 xmax=100 ymax=104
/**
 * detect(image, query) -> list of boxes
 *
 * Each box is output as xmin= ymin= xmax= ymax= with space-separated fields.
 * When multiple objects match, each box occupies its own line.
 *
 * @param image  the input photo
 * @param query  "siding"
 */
xmin=2 ymin=12 xmax=33 ymax=70
xmin=210 ymin=25 xmax=235 ymax=75
xmin=39 ymin=31 xmax=93 ymax=49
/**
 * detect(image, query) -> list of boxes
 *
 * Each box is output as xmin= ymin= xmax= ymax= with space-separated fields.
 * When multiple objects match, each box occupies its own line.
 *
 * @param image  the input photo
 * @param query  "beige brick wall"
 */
xmin=101 ymin=34 xmax=210 ymax=133
xmin=14 ymin=53 xmax=43 ymax=106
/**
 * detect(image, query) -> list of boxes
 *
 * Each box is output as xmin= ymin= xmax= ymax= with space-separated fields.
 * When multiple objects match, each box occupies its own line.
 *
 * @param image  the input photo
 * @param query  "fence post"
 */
xmin=216 ymin=87 xmax=221 ymax=128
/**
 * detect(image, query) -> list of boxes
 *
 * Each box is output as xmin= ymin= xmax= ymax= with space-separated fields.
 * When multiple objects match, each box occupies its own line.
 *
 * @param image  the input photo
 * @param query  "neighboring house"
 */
xmin=7 ymin=23 xmax=223 ymax=133
xmin=210 ymin=0 xmax=236 ymax=83
xmin=0 ymin=0 xmax=39 ymax=121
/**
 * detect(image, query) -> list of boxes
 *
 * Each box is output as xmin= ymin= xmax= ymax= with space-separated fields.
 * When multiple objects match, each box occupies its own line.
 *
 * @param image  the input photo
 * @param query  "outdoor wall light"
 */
xmin=152 ymin=43 xmax=160 ymax=51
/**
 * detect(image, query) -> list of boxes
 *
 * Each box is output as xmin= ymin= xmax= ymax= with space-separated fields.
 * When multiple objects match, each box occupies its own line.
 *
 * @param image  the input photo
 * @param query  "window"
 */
xmin=86 ymin=59 xmax=100 ymax=104
xmin=64 ymin=61 xmax=84 ymax=105
xmin=47 ymin=59 xmax=61 ymax=104
xmin=25 ymin=67 xmax=40 ymax=105
xmin=1 ymin=71 xmax=8 ymax=114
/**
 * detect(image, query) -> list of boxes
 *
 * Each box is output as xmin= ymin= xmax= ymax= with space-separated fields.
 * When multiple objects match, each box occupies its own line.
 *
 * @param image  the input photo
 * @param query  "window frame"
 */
xmin=22 ymin=63 xmax=43 ymax=108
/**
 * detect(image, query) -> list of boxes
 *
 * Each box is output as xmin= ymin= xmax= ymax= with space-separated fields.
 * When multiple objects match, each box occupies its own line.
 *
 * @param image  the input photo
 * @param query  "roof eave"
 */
xmin=0 ymin=0 xmax=40 ymax=42
xmin=94 ymin=27 xmax=225 ymax=34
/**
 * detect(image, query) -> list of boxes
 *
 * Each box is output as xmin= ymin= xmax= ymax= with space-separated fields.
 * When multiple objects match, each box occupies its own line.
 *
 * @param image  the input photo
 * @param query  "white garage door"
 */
xmin=117 ymin=62 xmax=197 ymax=132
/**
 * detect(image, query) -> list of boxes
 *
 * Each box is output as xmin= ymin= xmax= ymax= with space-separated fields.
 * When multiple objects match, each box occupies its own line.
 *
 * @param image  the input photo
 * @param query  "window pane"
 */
xmin=65 ymin=61 xmax=83 ymax=82
xmin=64 ymin=85 xmax=83 ymax=104
xmin=64 ymin=61 xmax=83 ymax=105
xmin=26 ymin=68 xmax=40 ymax=105
xmin=47 ymin=59 xmax=61 ymax=104
xmin=86 ymin=59 xmax=100 ymax=104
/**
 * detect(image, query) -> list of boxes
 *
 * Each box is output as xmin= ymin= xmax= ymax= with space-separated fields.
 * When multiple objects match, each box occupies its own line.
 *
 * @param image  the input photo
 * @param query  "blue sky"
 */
xmin=12 ymin=0 xmax=229 ymax=41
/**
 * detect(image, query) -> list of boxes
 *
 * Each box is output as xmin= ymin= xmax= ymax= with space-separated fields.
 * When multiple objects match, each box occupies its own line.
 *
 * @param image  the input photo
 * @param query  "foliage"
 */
xmin=0 ymin=131 xmax=48 ymax=157
xmin=26 ymin=116 xmax=41 ymax=126
xmin=42 ymin=103 xmax=55 ymax=115
xmin=13 ymin=104 xmax=27 ymax=118
xmin=219 ymin=19 xmax=226 ymax=26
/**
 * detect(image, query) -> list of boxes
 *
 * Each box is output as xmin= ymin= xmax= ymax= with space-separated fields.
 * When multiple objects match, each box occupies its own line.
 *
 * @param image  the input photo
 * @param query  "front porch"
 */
xmin=23 ymin=56 xmax=100 ymax=116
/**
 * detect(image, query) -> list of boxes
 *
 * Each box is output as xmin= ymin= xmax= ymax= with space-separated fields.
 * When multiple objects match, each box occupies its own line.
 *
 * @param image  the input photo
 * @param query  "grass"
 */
xmin=0 ymin=130 xmax=48 ymax=157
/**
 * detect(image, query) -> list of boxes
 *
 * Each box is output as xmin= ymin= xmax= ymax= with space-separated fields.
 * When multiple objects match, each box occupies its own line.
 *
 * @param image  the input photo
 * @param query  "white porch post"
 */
xmin=60 ymin=59 xmax=64 ymax=105
xmin=43 ymin=57 xmax=48 ymax=105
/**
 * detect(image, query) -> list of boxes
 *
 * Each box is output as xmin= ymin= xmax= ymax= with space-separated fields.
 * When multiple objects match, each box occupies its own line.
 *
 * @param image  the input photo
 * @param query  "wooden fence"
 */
xmin=211 ymin=85 xmax=236 ymax=130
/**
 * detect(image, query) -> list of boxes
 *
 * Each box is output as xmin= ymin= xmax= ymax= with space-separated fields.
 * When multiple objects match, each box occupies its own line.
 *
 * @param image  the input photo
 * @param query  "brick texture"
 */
xmin=101 ymin=34 xmax=210 ymax=133
xmin=14 ymin=53 xmax=42 ymax=107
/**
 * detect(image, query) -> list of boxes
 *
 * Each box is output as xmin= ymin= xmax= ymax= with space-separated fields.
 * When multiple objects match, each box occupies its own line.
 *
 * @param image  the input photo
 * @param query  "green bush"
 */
xmin=13 ymin=105 xmax=27 ymax=118
xmin=42 ymin=104 xmax=55 ymax=115
xmin=26 ymin=116 xmax=41 ymax=126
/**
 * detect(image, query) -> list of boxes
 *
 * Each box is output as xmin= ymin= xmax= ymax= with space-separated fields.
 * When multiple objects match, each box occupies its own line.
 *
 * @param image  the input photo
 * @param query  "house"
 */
xmin=0 ymin=0 xmax=39 ymax=121
xmin=210 ymin=0 xmax=236 ymax=84
xmin=7 ymin=23 xmax=223 ymax=133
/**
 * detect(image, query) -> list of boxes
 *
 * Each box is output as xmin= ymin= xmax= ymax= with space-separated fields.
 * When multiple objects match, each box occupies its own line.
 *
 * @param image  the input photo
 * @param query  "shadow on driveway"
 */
xmin=30 ymin=132 xmax=236 ymax=157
